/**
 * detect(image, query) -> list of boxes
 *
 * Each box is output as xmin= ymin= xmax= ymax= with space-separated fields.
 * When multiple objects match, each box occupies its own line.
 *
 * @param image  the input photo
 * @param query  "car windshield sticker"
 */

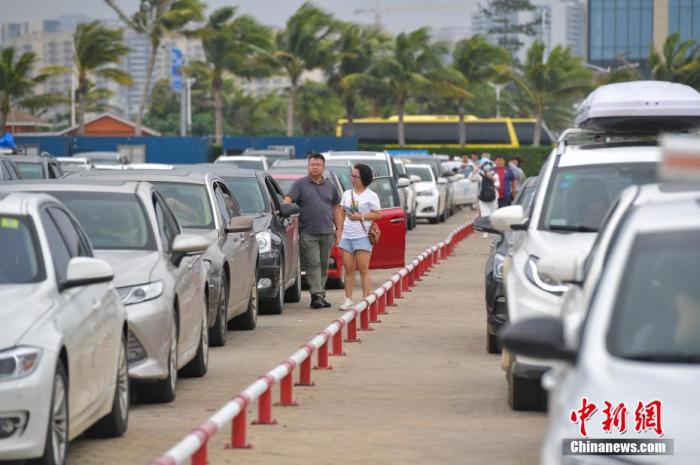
xmin=0 ymin=217 xmax=19 ymax=229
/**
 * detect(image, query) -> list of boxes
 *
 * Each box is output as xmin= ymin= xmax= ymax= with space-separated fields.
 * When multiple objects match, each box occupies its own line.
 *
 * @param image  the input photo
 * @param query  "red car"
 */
xmin=270 ymin=171 xmax=406 ymax=288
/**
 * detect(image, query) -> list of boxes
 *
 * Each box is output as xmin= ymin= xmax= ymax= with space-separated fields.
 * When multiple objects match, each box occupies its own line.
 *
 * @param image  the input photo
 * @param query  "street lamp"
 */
xmin=488 ymin=82 xmax=507 ymax=118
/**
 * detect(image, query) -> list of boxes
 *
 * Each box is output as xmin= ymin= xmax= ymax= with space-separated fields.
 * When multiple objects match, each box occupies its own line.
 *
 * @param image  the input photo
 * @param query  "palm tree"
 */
xmin=273 ymin=2 xmax=337 ymax=136
xmin=498 ymin=41 xmax=593 ymax=146
xmin=194 ymin=7 xmax=272 ymax=145
xmin=374 ymin=28 xmax=446 ymax=146
xmin=296 ymin=80 xmax=342 ymax=135
xmin=444 ymin=36 xmax=510 ymax=146
xmin=327 ymin=23 xmax=389 ymax=136
xmin=649 ymin=33 xmax=700 ymax=89
xmin=104 ymin=0 xmax=205 ymax=135
xmin=73 ymin=21 xmax=133 ymax=135
xmin=0 ymin=47 xmax=66 ymax=130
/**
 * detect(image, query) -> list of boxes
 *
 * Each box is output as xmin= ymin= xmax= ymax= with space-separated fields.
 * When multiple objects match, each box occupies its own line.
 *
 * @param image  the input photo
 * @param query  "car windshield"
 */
xmin=343 ymin=159 xmax=389 ymax=177
xmin=406 ymin=166 xmax=433 ymax=182
xmin=14 ymin=162 xmax=45 ymax=179
xmin=219 ymin=159 xmax=265 ymax=170
xmin=0 ymin=215 xmax=44 ymax=284
xmin=607 ymin=230 xmax=700 ymax=363
xmin=369 ymin=177 xmax=397 ymax=209
xmin=542 ymin=163 xmax=656 ymax=232
xmin=50 ymin=192 xmax=156 ymax=250
xmin=153 ymin=182 xmax=215 ymax=229
xmin=222 ymin=177 xmax=268 ymax=214
xmin=328 ymin=167 xmax=352 ymax=190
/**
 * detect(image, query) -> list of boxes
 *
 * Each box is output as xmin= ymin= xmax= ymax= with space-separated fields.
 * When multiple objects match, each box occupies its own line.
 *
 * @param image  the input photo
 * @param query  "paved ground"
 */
xmin=69 ymin=212 xmax=547 ymax=465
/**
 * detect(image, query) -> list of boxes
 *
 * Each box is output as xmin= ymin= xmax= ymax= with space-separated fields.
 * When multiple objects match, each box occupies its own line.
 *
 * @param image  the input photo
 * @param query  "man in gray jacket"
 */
xmin=284 ymin=153 xmax=343 ymax=309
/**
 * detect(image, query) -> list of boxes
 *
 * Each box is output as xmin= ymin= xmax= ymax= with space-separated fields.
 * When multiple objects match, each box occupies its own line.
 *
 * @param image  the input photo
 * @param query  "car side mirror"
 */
xmin=538 ymin=254 xmax=580 ymax=284
xmin=172 ymin=234 xmax=209 ymax=254
xmin=397 ymin=177 xmax=411 ymax=188
xmin=437 ymin=177 xmax=448 ymax=185
xmin=442 ymin=171 xmax=454 ymax=177
xmin=490 ymin=205 xmax=526 ymax=232
xmin=279 ymin=203 xmax=299 ymax=218
xmin=62 ymin=257 xmax=114 ymax=291
xmin=409 ymin=175 xmax=421 ymax=184
xmin=473 ymin=215 xmax=502 ymax=236
xmin=226 ymin=216 xmax=253 ymax=233
xmin=500 ymin=316 xmax=577 ymax=363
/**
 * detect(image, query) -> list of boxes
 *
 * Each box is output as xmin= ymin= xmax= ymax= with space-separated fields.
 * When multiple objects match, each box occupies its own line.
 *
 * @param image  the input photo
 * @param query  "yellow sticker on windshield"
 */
xmin=1 ymin=218 xmax=19 ymax=229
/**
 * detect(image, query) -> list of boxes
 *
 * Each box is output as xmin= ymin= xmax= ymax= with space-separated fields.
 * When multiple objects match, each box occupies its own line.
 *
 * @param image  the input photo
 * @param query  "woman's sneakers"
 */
xmin=339 ymin=298 xmax=354 ymax=311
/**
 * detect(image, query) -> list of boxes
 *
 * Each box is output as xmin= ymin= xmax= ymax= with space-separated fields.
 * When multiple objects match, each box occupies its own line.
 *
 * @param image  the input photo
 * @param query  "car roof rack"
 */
xmin=556 ymin=128 xmax=659 ymax=153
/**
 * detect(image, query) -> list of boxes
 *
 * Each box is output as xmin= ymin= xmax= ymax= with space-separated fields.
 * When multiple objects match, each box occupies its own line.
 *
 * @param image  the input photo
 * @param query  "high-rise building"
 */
xmin=587 ymin=0 xmax=700 ymax=76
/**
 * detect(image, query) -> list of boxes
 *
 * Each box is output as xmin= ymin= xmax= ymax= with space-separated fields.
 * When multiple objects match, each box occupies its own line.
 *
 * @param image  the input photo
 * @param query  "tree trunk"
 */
xmin=76 ymin=76 xmax=87 ymax=136
xmin=345 ymin=95 xmax=355 ymax=136
xmin=533 ymin=112 xmax=543 ymax=147
xmin=0 ymin=96 xmax=9 ymax=133
xmin=397 ymin=99 xmax=405 ymax=147
xmin=213 ymin=76 xmax=223 ymax=147
xmin=458 ymin=98 xmax=466 ymax=148
xmin=286 ymin=80 xmax=297 ymax=137
xmin=136 ymin=41 xmax=159 ymax=136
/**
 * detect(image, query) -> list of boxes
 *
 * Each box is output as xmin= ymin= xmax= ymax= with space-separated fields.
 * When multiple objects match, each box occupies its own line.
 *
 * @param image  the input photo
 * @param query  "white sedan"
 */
xmin=0 ymin=192 xmax=128 ymax=465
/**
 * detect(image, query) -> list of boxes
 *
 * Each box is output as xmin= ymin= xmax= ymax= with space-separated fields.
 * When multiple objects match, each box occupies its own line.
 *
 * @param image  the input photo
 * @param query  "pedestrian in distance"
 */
xmin=509 ymin=157 xmax=526 ymax=192
xmin=470 ymin=160 xmax=500 ymax=237
xmin=494 ymin=156 xmax=516 ymax=208
xmin=337 ymin=163 xmax=381 ymax=311
xmin=284 ymin=153 xmax=343 ymax=309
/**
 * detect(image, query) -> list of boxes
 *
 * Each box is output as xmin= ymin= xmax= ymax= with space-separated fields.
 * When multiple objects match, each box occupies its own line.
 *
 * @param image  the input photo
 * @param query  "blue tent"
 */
xmin=0 ymin=133 xmax=17 ymax=149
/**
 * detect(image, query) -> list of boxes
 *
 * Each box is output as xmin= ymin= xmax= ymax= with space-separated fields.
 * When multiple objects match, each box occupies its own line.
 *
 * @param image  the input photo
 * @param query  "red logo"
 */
xmin=570 ymin=399 xmax=663 ymax=437
xmin=634 ymin=400 xmax=664 ymax=436
xmin=602 ymin=401 xmax=628 ymax=434
xmin=570 ymin=397 xmax=598 ymax=437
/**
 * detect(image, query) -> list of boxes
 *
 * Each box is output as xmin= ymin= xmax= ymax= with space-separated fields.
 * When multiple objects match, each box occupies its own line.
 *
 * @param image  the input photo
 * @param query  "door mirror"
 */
xmin=63 ymin=257 xmax=114 ymax=290
xmin=500 ymin=317 xmax=577 ymax=362
xmin=409 ymin=175 xmax=421 ymax=184
xmin=538 ymin=254 xmax=580 ymax=283
xmin=473 ymin=215 xmax=502 ymax=236
xmin=397 ymin=177 xmax=411 ymax=188
xmin=279 ymin=203 xmax=299 ymax=218
xmin=226 ymin=215 xmax=253 ymax=233
xmin=172 ymin=234 xmax=209 ymax=254
xmin=437 ymin=177 xmax=448 ymax=185
xmin=490 ymin=205 xmax=526 ymax=232
xmin=442 ymin=171 xmax=455 ymax=177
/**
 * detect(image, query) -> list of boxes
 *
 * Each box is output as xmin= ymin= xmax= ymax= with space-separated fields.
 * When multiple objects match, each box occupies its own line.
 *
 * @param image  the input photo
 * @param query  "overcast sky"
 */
xmin=1 ymin=0 xmax=481 ymax=35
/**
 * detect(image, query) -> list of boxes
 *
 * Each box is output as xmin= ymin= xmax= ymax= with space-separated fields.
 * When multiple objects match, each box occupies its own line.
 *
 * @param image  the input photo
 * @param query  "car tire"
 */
xmin=486 ymin=327 xmax=500 ymax=354
xmin=85 ymin=334 xmax=129 ymax=438
xmin=230 ymin=272 xmax=258 ymax=330
xmin=429 ymin=216 xmax=439 ymax=225
xmin=181 ymin=299 xmax=209 ymax=377
xmin=264 ymin=262 xmax=285 ymax=315
xmin=284 ymin=255 xmax=302 ymax=303
xmin=508 ymin=369 xmax=547 ymax=412
xmin=137 ymin=314 xmax=177 ymax=403
xmin=209 ymin=274 xmax=228 ymax=347
xmin=30 ymin=360 xmax=69 ymax=465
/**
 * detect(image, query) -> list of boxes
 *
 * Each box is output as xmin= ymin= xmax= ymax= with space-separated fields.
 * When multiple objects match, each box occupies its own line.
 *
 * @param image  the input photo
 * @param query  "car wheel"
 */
xmin=264 ymin=262 xmax=285 ymax=315
xmin=30 ymin=360 xmax=68 ymax=465
xmin=230 ymin=272 xmax=258 ymax=330
xmin=138 ymin=315 xmax=177 ymax=403
xmin=284 ymin=255 xmax=302 ymax=303
xmin=85 ymin=335 xmax=129 ymax=437
xmin=507 ymin=369 xmax=547 ymax=411
xmin=486 ymin=326 xmax=500 ymax=354
xmin=181 ymin=299 xmax=209 ymax=377
xmin=429 ymin=216 xmax=439 ymax=225
xmin=209 ymin=274 xmax=228 ymax=347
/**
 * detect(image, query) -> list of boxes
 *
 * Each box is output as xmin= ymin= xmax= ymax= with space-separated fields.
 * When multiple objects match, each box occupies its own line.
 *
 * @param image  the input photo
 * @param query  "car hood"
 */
xmin=414 ymin=181 xmax=436 ymax=192
xmin=525 ymin=229 xmax=596 ymax=262
xmin=0 ymin=283 xmax=54 ymax=349
xmin=248 ymin=213 xmax=272 ymax=234
xmin=94 ymin=250 xmax=161 ymax=287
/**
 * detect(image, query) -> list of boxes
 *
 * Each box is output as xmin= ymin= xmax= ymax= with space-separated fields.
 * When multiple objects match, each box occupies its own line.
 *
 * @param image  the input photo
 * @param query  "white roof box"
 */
xmin=575 ymin=81 xmax=700 ymax=134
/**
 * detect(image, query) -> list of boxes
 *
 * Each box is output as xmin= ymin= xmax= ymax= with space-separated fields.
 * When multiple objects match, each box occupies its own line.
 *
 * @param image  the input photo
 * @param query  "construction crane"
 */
xmin=354 ymin=0 xmax=470 ymax=29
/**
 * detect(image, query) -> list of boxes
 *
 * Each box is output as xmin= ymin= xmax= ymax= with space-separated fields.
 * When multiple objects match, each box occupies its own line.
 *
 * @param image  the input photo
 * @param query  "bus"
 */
xmin=336 ymin=115 xmax=553 ymax=148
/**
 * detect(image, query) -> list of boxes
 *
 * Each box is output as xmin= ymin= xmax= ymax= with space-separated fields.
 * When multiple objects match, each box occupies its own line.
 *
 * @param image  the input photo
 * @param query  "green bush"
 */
xmin=359 ymin=144 xmax=554 ymax=177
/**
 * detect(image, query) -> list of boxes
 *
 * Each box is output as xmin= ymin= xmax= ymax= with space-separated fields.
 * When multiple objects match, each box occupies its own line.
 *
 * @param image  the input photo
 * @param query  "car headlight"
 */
xmin=0 ymin=347 xmax=42 ymax=381
xmin=493 ymin=253 xmax=505 ymax=280
xmin=117 ymin=281 xmax=164 ymax=305
xmin=525 ymin=256 xmax=568 ymax=295
xmin=256 ymin=231 xmax=272 ymax=254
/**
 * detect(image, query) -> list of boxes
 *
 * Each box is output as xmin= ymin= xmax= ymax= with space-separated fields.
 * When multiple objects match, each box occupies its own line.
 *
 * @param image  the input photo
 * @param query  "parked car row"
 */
xmin=474 ymin=81 xmax=700 ymax=464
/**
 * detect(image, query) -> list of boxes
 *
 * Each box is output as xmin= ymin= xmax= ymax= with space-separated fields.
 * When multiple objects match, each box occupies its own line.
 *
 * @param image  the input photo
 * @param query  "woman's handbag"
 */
xmin=351 ymin=190 xmax=381 ymax=245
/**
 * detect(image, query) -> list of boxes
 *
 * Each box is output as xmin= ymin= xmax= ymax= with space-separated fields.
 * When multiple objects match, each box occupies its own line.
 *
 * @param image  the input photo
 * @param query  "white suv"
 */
xmin=0 ymin=192 xmax=128 ymax=464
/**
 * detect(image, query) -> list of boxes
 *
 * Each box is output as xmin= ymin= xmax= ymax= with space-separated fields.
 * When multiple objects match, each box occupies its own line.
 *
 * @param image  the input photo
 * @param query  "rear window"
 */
xmin=369 ymin=177 xmax=399 ymax=209
xmin=406 ymin=166 xmax=433 ymax=182
xmin=0 ymin=215 xmax=45 ymax=284
xmin=15 ymin=162 xmax=45 ymax=179
xmin=222 ymin=177 xmax=269 ymax=214
xmin=153 ymin=182 xmax=215 ymax=229
xmin=218 ymin=159 xmax=265 ymax=171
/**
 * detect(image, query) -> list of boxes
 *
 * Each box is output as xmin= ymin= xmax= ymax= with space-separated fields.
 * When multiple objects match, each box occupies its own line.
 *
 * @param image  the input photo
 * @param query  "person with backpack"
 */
xmin=470 ymin=160 xmax=500 ymax=235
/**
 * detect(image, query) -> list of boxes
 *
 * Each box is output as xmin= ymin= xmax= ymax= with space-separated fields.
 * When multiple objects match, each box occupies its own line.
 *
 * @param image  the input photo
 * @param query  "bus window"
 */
xmin=465 ymin=122 xmax=511 ymax=144
xmin=513 ymin=122 xmax=552 ymax=145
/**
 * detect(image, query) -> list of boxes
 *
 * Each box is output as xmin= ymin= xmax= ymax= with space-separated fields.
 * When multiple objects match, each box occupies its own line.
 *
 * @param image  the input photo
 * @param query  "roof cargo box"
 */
xmin=575 ymin=81 xmax=700 ymax=134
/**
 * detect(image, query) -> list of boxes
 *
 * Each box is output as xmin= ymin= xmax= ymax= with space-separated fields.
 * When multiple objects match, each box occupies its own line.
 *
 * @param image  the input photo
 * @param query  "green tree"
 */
xmin=374 ymin=28 xmax=446 ymax=146
xmin=327 ymin=23 xmax=389 ymax=136
xmin=104 ymin=0 xmax=205 ymax=135
xmin=649 ymin=32 xmax=700 ymax=89
xmin=73 ymin=21 xmax=133 ymax=135
xmin=273 ymin=2 xmax=337 ymax=136
xmin=499 ymin=41 xmax=593 ymax=146
xmin=296 ymin=80 xmax=342 ymax=135
xmin=0 ymin=47 xmax=66 ymax=129
xmin=143 ymin=79 xmax=180 ymax=134
xmin=479 ymin=0 xmax=538 ymax=58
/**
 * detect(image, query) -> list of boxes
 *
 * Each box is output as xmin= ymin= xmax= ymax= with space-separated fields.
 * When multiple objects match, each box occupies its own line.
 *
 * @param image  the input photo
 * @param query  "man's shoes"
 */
xmin=319 ymin=296 xmax=332 ymax=308
xmin=310 ymin=294 xmax=326 ymax=309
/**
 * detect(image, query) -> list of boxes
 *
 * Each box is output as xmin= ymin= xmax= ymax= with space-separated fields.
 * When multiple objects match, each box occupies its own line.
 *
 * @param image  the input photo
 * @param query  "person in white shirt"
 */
xmin=337 ymin=163 xmax=381 ymax=310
